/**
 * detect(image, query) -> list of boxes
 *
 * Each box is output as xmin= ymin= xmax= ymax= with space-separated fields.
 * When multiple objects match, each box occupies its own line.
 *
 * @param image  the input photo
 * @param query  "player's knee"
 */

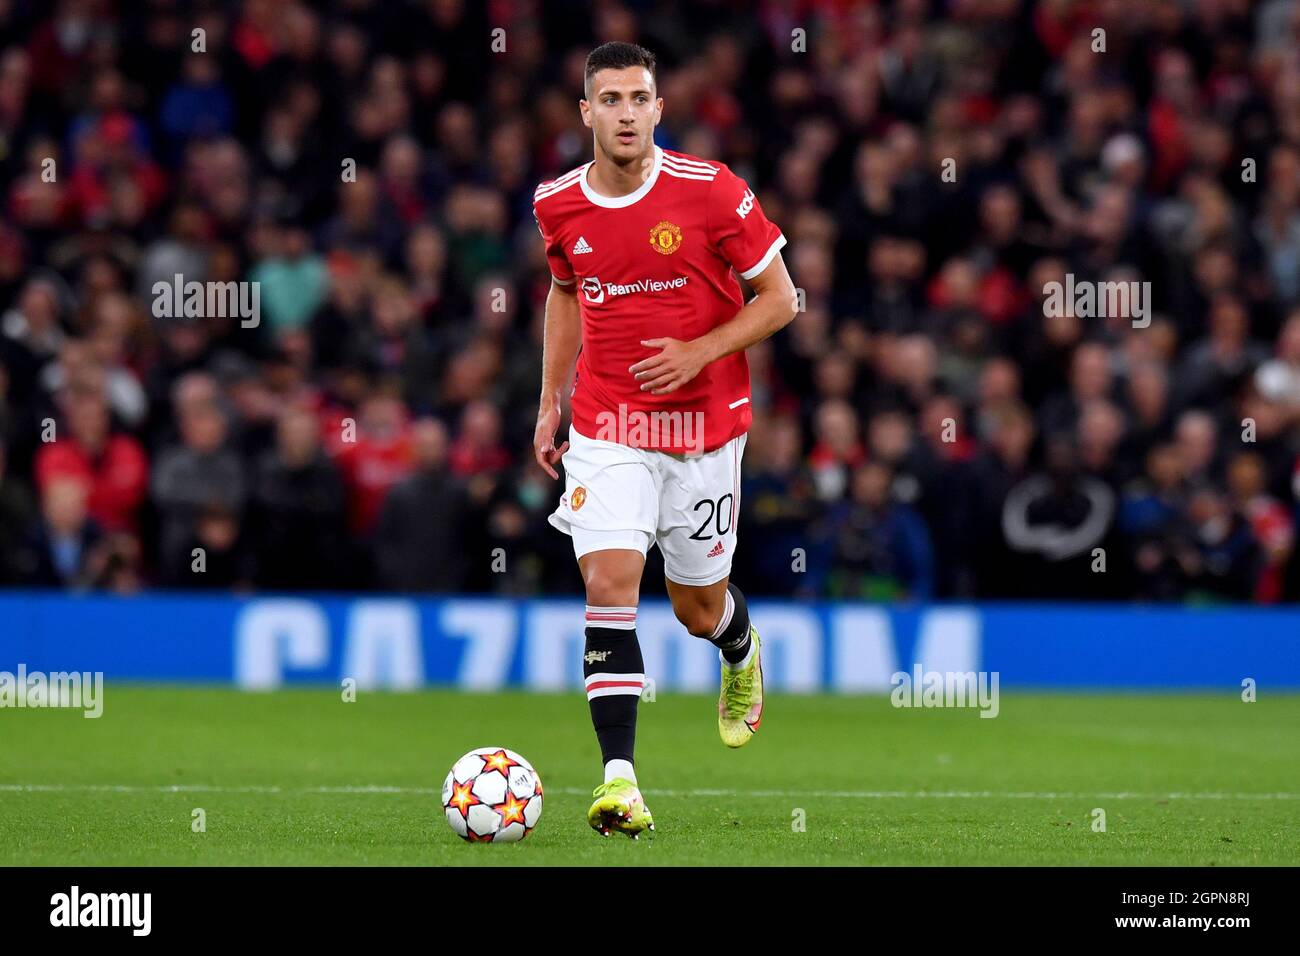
xmin=673 ymin=602 xmax=721 ymax=638
xmin=583 ymin=570 xmax=639 ymax=609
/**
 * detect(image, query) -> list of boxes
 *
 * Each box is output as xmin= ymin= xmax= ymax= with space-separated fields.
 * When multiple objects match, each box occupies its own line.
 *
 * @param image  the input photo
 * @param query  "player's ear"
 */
xmin=653 ymin=97 xmax=663 ymax=127
xmin=579 ymin=99 xmax=592 ymax=128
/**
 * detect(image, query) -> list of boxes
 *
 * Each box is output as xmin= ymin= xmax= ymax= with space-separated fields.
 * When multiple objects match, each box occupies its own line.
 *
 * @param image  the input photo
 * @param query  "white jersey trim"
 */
xmin=662 ymin=167 xmax=716 ymax=182
xmin=662 ymin=155 xmax=718 ymax=181
xmin=579 ymin=145 xmax=663 ymax=208
xmin=663 ymin=153 xmax=719 ymax=172
xmin=738 ymin=233 xmax=787 ymax=280
xmin=534 ymin=167 xmax=585 ymax=201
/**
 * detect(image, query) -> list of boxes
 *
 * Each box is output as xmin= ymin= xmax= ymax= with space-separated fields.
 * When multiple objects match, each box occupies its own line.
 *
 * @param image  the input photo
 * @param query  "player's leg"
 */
xmin=657 ymin=432 xmax=764 ymax=747
xmin=545 ymin=424 xmax=661 ymax=837
xmin=578 ymin=545 xmax=646 ymax=787
xmin=665 ymin=575 xmax=753 ymax=664
xmin=666 ymin=575 xmax=764 ymax=747
xmin=574 ymin=540 xmax=656 ymax=837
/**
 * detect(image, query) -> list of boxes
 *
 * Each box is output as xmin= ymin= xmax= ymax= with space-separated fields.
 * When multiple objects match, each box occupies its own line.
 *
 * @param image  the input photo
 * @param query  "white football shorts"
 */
xmin=548 ymin=424 xmax=747 ymax=587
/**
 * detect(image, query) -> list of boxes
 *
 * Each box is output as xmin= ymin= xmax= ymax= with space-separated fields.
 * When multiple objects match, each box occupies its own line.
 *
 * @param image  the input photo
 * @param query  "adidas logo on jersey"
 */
xmin=572 ymin=236 xmax=593 ymax=255
xmin=707 ymin=540 xmax=726 ymax=558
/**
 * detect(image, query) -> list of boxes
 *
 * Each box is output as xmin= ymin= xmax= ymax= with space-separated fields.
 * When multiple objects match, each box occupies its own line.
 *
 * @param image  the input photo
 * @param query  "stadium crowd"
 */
xmin=2 ymin=0 xmax=1300 ymax=602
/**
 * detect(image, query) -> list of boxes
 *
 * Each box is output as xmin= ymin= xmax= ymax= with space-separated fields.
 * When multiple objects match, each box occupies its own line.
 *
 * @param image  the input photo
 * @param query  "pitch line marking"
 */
xmin=0 ymin=784 xmax=1296 ymax=800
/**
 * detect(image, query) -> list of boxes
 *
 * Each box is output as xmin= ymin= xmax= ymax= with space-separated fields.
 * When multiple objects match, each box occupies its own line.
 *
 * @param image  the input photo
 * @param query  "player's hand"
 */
xmin=533 ymin=404 xmax=569 ymax=480
xmin=630 ymin=338 xmax=708 ymax=395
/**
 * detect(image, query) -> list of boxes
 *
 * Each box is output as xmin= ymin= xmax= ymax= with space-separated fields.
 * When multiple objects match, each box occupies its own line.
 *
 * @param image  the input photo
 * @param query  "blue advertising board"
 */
xmin=0 ymin=592 xmax=1296 ymax=690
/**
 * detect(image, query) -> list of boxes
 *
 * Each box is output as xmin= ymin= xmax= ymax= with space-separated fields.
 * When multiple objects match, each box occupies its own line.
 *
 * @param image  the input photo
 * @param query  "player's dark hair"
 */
xmin=583 ymin=41 xmax=656 ymax=98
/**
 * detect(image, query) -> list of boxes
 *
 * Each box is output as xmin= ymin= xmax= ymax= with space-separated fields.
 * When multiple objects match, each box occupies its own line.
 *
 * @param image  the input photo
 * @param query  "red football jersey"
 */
xmin=533 ymin=146 xmax=785 ymax=454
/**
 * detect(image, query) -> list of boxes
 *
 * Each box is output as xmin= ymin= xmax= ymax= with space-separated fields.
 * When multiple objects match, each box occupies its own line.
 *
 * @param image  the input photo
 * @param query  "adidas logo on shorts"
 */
xmin=706 ymin=540 xmax=725 ymax=558
xmin=572 ymin=236 xmax=593 ymax=254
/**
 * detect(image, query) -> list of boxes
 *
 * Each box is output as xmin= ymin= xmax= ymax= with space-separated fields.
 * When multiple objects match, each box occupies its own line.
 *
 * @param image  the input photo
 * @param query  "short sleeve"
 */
xmin=708 ymin=167 xmax=786 ymax=280
xmin=533 ymin=202 xmax=574 ymax=285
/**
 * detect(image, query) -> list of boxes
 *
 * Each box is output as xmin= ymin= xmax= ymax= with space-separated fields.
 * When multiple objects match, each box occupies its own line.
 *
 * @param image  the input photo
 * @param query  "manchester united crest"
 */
xmin=649 ymin=220 xmax=683 ymax=255
xmin=571 ymin=486 xmax=587 ymax=511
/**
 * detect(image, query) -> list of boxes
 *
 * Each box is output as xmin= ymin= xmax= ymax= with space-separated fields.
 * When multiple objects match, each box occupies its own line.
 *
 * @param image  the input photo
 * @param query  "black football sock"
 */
xmin=708 ymin=583 xmax=752 ymax=666
xmin=583 ymin=605 xmax=644 ymax=782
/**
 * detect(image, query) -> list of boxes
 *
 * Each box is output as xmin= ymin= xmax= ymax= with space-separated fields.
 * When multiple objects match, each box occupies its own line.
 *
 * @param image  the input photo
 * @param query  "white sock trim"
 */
xmin=585 ymin=605 xmax=638 ymax=631
xmin=585 ymin=672 xmax=646 ymax=700
xmin=604 ymin=759 xmax=637 ymax=785
xmin=721 ymin=637 xmax=756 ymax=672
xmin=709 ymin=589 xmax=735 ymax=640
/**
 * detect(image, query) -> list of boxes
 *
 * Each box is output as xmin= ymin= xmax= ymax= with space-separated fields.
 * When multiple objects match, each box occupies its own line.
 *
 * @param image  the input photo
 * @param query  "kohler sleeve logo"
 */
xmin=735 ymin=189 xmax=756 ymax=218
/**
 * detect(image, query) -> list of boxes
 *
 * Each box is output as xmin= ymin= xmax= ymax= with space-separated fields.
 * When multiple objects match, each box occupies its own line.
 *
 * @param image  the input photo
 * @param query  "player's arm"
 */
xmin=630 ymin=253 xmax=796 ymax=395
xmin=534 ymin=277 xmax=581 ymax=478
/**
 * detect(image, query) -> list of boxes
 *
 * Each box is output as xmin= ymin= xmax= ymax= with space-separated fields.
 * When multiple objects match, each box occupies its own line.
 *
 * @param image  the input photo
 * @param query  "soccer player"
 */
xmin=532 ymin=42 xmax=796 ymax=837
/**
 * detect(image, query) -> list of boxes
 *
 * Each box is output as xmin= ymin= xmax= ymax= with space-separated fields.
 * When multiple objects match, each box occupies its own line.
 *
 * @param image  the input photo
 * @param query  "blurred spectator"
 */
xmin=27 ymin=477 xmax=99 ymax=589
xmin=1174 ymin=409 xmax=1222 ymax=487
xmin=1183 ymin=484 xmax=1262 ymax=602
xmin=249 ymin=218 xmax=327 ymax=333
xmin=250 ymin=405 xmax=348 ymax=590
xmin=0 ymin=440 xmax=38 ymax=583
xmin=739 ymin=415 xmax=824 ymax=596
xmin=2 ymin=278 xmax=66 ymax=400
xmin=964 ymin=400 xmax=1036 ymax=597
xmin=151 ymin=388 xmax=244 ymax=582
xmin=449 ymin=399 xmax=510 ymax=480
xmin=159 ymin=54 xmax=234 ymax=149
xmin=137 ymin=202 xmax=210 ymax=301
xmin=1226 ymin=451 xmax=1294 ymax=602
xmin=343 ymin=273 xmax=439 ymax=410
xmin=827 ymin=460 xmax=934 ymax=601
xmin=333 ymin=388 xmax=413 ymax=536
xmin=175 ymin=502 xmax=253 ymax=591
xmin=374 ymin=417 xmax=469 ymax=592
xmin=1123 ymin=443 xmax=1194 ymax=601
xmin=34 ymin=378 xmax=148 ymax=533
xmin=1174 ymin=295 xmax=1269 ymax=410
xmin=1001 ymin=436 xmax=1122 ymax=598
xmin=809 ymin=399 xmax=864 ymax=502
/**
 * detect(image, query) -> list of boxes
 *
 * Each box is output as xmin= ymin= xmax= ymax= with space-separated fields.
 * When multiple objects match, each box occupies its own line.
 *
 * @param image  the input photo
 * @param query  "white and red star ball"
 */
xmin=442 ymin=747 xmax=543 ymax=843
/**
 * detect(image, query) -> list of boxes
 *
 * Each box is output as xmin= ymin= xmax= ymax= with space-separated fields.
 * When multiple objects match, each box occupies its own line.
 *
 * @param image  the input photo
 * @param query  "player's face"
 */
xmin=580 ymin=67 xmax=661 ymax=165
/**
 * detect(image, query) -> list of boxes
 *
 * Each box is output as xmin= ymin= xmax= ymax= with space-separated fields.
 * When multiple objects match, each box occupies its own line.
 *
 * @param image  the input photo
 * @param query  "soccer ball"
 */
xmin=442 ymin=747 xmax=543 ymax=843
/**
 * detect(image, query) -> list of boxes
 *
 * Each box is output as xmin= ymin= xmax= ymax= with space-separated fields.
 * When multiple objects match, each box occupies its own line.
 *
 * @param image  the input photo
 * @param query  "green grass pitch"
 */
xmin=1 ymin=687 xmax=1296 ymax=865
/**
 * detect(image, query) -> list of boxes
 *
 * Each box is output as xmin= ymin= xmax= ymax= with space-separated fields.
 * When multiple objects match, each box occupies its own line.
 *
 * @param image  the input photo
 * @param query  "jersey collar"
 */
xmin=580 ymin=144 xmax=663 ymax=208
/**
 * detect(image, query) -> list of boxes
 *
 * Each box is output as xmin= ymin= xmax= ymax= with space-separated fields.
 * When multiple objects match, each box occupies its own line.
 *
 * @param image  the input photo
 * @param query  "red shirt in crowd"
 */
xmin=333 ymin=429 xmax=414 ymax=535
xmin=35 ymin=434 xmax=149 ymax=532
